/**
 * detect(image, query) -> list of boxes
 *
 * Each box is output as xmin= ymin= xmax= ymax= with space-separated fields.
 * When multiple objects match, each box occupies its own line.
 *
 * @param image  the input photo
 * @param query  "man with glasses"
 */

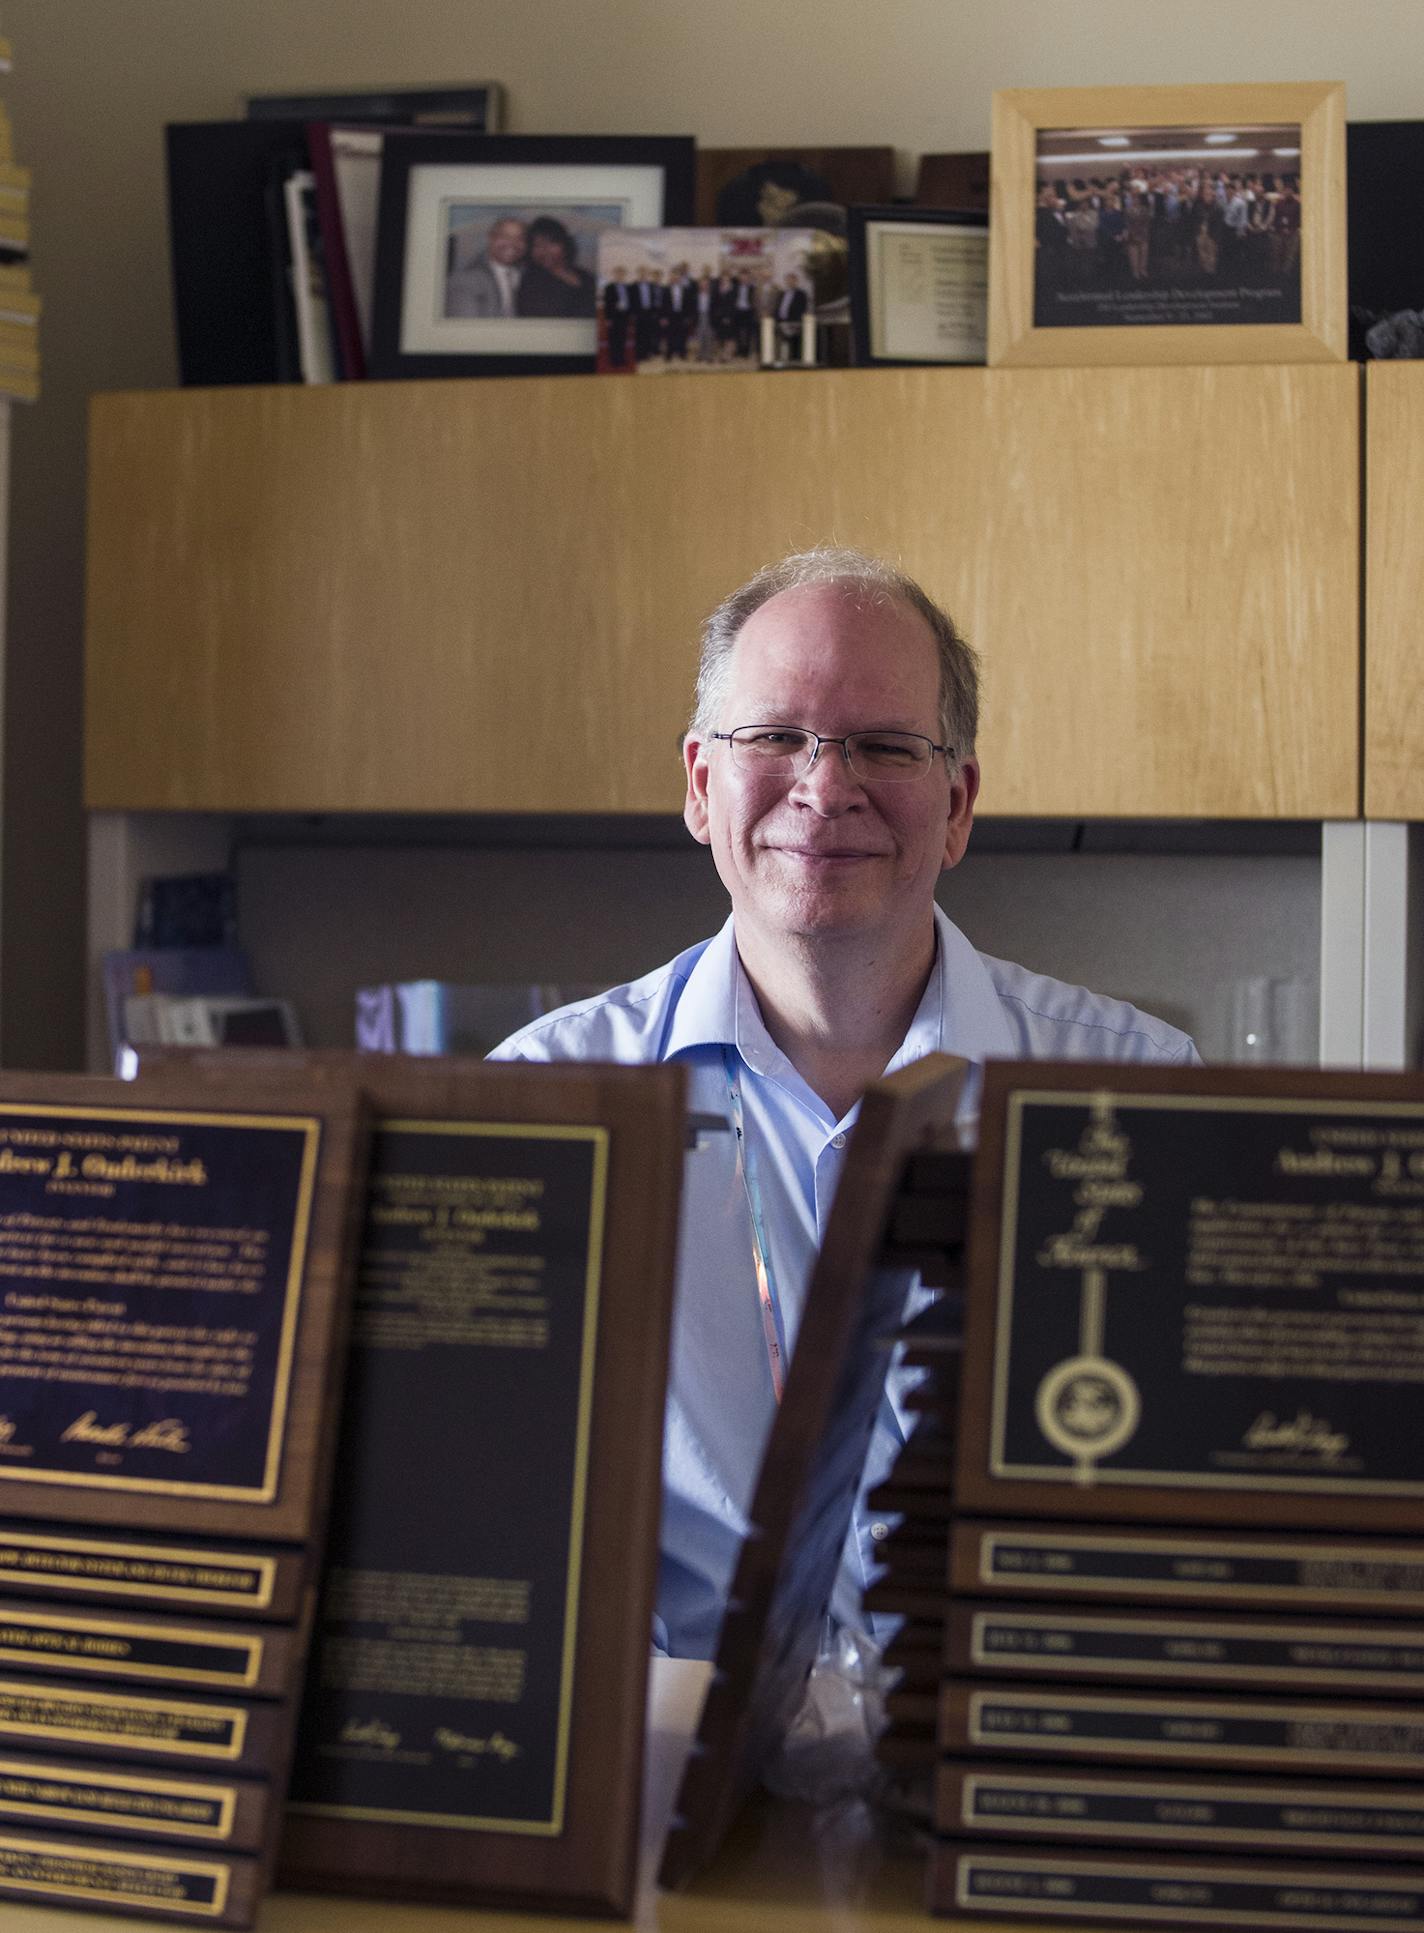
xmin=490 ymin=548 xmax=1197 ymax=1657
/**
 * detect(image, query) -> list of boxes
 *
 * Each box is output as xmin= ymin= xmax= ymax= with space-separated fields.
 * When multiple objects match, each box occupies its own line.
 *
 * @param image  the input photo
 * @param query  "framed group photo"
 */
xmin=848 ymin=205 xmax=988 ymax=366
xmin=595 ymin=227 xmax=819 ymax=374
xmin=988 ymin=82 xmax=1345 ymax=366
xmin=369 ymin=133 xmax=695 ymax=379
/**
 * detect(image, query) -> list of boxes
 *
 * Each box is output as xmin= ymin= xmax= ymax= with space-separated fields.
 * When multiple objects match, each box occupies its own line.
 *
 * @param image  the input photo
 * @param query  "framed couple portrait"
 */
xmin=370 ymin=133 xmax=696 ymax=379
xmin=988 ymin=81 xmax=1345 ymax=367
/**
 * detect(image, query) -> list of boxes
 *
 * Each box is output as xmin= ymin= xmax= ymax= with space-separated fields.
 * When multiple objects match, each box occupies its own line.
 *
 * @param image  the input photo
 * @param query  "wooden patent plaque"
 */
xmin=937 ymin=1758 xmax=1424 ymax=1861
xmin=660 ymin=1054 xmax=970 ymax=1891
xmin=934 ymin=1843 xmax=1424 ymax=1930
xmin=957 ymin=1062 xmax=1424 ymax=1532
xmin=251 ymin=1057 xmax=688 ymax=1918
xmin=0 ymin=1069 xmax=366 ymax=1925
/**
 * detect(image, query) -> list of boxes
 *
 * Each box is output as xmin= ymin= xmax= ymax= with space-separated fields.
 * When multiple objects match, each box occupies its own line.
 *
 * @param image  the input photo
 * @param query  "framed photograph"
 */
xmin=988 ymin=82 xmax=1345 ymax=366
xmin=1347 ymin=120 xmax=1424 ymax=358
xmin=594 ymin=226 xmax=818 ymax=374
xmin=848 ymin=205 xmax=988 ymax=366
xmin=369 ymin=133 xmax=695 ymax=379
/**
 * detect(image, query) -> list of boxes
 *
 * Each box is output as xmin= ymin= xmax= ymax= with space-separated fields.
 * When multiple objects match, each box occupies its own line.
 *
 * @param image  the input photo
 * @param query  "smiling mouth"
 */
xmin=774 ymin=847 xmax=883 ymax=862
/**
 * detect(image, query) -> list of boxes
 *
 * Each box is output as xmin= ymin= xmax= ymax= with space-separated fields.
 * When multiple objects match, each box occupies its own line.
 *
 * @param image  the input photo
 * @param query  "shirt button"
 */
xmin=870 ymin=1521 xmax=889 ymax=1542
xmin=832 ymin=1132 xmax=847 ymax=1149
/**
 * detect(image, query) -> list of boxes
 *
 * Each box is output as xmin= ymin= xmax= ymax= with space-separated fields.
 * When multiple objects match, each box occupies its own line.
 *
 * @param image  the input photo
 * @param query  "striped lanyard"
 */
xmin=722 ymin=1047 xmax=787 ymax=1405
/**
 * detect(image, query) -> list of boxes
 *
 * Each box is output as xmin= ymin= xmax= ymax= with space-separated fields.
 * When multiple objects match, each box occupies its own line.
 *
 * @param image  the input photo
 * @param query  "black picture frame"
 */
xmin=369 ymin=133 xmax=696 ymax=380
xmin=1347 ymin=121 xmax=1424 ymax=359
xmin=848 ymin=204 xmax=988 ymax=368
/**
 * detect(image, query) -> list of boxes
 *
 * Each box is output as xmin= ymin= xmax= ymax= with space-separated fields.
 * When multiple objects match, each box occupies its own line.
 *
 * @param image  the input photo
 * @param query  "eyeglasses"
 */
xmin=711 ymin=725 xmax=952 ymax=784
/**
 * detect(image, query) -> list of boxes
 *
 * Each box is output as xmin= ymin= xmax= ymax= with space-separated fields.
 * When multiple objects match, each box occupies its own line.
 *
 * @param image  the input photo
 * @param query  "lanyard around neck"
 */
xmin=722 ymin=1047 xmax=786 ymax=1405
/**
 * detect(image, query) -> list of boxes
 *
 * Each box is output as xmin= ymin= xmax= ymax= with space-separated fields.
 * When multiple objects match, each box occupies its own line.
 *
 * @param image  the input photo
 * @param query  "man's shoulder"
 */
xmin=979 ymin=951 xmax=1199 ymax=1064
xmin=487 ymin=941 xmax=712 ymax=1064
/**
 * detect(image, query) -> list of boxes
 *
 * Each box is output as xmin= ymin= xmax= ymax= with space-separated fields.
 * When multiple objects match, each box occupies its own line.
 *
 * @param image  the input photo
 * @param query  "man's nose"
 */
xmin=789 ymin=740 xmax=864 ymax=808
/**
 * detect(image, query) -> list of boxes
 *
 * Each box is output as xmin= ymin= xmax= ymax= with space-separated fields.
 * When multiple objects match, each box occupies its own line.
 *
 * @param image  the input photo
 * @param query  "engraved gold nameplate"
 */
xmin=0 ymin=1533 xmax=277 ymax=1612
xmin=0 ymin=1755 xmax=238 ymax=1840
xmin=0 ymin=1829 xmax=231 ymax=1916
xmin=0 ymin=1605 xmax=261 ymax=1688
xmin=0 ymin=1678 xmax=248 ymax=1760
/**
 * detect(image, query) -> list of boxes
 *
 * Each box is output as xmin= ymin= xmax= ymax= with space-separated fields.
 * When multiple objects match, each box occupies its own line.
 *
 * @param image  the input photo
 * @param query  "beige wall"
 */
xmin=7 ymin=0 xmax=1424 ymax=1067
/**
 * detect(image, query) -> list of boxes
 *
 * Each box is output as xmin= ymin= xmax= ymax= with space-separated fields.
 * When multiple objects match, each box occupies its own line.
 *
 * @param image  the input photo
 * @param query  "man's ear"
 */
xmin=683 ymin=732 xmax=712 ymax=845
xmin=942 ymin=756 xmax=980 ymax=872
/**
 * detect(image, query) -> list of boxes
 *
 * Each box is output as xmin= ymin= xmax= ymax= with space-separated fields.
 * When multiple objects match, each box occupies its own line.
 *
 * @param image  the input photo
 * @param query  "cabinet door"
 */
xmin=1366 ymin=363 xmax=1424 ymax=820
xmin=85 ymin=366 xmax=1358 ymax=817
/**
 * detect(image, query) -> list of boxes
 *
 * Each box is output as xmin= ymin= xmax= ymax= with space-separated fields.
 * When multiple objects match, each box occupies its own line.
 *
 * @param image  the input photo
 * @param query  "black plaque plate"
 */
xmin=288 ymin=1118 xmax=608 ymax=1834
xmin=953 ymin=1602 xmax=1424 ymax=1693
xmin=0 ymin=1099 xmax=317 ymax=1512
xmin=959 ymin=1064 xmax=1424 ymax=1531
xmin=0 ymin=1528 xmax=300 ymax=1619
xmin=944 ymin=1680 xmax=1424 ymax=1773
xmin=0 ymin=1826 xmax=256 ymax=1922
xmin=954 ymin=1522 xmax=1424 ymax=1612
xmin=938 ymin=1845 xmax=1424 ymax=1930
xmin=941 ymin=1761 xmax=1424 ymax=1858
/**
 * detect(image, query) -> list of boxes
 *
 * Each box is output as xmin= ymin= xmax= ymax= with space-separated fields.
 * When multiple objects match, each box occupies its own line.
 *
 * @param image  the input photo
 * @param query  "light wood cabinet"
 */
xmin=1365 ymin=363 xmax=1424 ymax=820
xmin=84 ymin=364 xmax=1360 ymax=819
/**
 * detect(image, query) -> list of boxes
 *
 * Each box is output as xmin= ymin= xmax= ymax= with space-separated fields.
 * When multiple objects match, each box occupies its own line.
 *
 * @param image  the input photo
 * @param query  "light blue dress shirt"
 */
xmin=489 ymin=907 xmax=1199 ymax=1658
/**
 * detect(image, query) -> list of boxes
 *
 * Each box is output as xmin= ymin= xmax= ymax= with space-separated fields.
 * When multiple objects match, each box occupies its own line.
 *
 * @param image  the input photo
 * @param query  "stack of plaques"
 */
xmin=0 ymin=1071 xmax=365 ymax=1927
xmin=888 ymin=1060 xmax=1424 ymax=1932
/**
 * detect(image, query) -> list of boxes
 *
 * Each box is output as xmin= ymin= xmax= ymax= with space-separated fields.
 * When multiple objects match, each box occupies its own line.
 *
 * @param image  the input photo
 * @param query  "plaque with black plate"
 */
xmin=957 ymin=1063 xmax=1424 ymax=1532
xmin=167 ymin=1056 xmax=687 ymax=1919
xmin=0 ymin=1070 xmax=366 ymax=1926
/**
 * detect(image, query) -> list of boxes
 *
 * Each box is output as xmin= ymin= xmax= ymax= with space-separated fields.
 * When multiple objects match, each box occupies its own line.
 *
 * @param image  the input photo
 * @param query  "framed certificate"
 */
xmin=849 ymin=205 xmax=988 ymax=366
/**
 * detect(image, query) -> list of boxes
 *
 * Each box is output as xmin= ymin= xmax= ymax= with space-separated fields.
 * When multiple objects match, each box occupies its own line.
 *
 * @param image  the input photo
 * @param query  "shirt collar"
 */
xmin=663 ymin=904 xmax=1017 ymax=1069
xmin=928 ymin=902 xmax=1018 ymax=1063
xmin=663 ymin=916 xmax=750 ymax=1060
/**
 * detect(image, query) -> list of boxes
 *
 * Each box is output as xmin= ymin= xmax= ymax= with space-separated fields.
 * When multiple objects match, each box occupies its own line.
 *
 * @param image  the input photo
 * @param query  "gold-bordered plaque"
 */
xmin=989 ymin=81 xmax=1345 ymax=366
xmin=945 ymin=1763 xmax=1424 ymax=1859
xmin=0 ymin=1069 xmax=366 ymax=1546
xmin=958 ymin=1062 xmax=1424 ymax=1533
xmin=0 ymin=1675 xmax=248 ymax=1761
xmin=961 ymin=1523 xmax=1424 ymax=1611
xmin=959 ymin=1604 xmax=1424 ymax=1693
xmin=240 ymin=1055 xmax=688 ymax=1922
xmin=0 ymin=1603 xmax=264 ymax=1690
xmin=0 ymin=1531 xmax=280 ymax=1614
xmin=0 ymin=1829 xmax=233 ymax=1918
xmin=941 ymin=1847 xmax=1424 ymax=1928
xmin=0 ymin=1098 xmax=318 ymax=1506
xmin=289 ymin=1116 xmax=610 ymax=1840
xmin=0 ymin=1755 xmax=238 ymax=1841
xmin=955 ymin=1683 xmax=1424 ymax=1772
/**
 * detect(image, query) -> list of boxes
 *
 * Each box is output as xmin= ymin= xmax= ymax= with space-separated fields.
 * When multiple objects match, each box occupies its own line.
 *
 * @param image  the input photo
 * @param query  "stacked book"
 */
xmin=0 ymin=31 xmax=40 ymax=402
xmin=873 ymin=1060 xmax=1424 ymax=1933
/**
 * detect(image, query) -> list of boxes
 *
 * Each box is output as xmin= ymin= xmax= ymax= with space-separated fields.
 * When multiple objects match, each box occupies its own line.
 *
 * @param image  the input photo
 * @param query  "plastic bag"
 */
xmin=761 ymin=1621 xmax=891 ymax=1807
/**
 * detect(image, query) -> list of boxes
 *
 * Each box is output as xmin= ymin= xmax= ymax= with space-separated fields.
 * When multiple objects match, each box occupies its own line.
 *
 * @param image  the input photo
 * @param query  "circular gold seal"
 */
xmin=1035 ymin=1355 xmax=1141 ymax=1467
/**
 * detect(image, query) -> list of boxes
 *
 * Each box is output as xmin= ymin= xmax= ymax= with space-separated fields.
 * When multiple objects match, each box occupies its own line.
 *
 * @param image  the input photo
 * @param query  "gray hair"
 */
xmin=689 ymin=547 xmax=979 ymax=762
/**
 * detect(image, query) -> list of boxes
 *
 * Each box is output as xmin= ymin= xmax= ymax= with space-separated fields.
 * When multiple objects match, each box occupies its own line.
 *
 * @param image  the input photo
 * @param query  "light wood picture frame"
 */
xmin=988 ymin=82 xmax=1345 ymax=366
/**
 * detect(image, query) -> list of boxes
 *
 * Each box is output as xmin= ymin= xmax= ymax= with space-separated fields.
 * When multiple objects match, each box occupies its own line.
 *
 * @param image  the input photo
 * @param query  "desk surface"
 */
xmin=1 ymin=1662 xmax=1077 ymax=1933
